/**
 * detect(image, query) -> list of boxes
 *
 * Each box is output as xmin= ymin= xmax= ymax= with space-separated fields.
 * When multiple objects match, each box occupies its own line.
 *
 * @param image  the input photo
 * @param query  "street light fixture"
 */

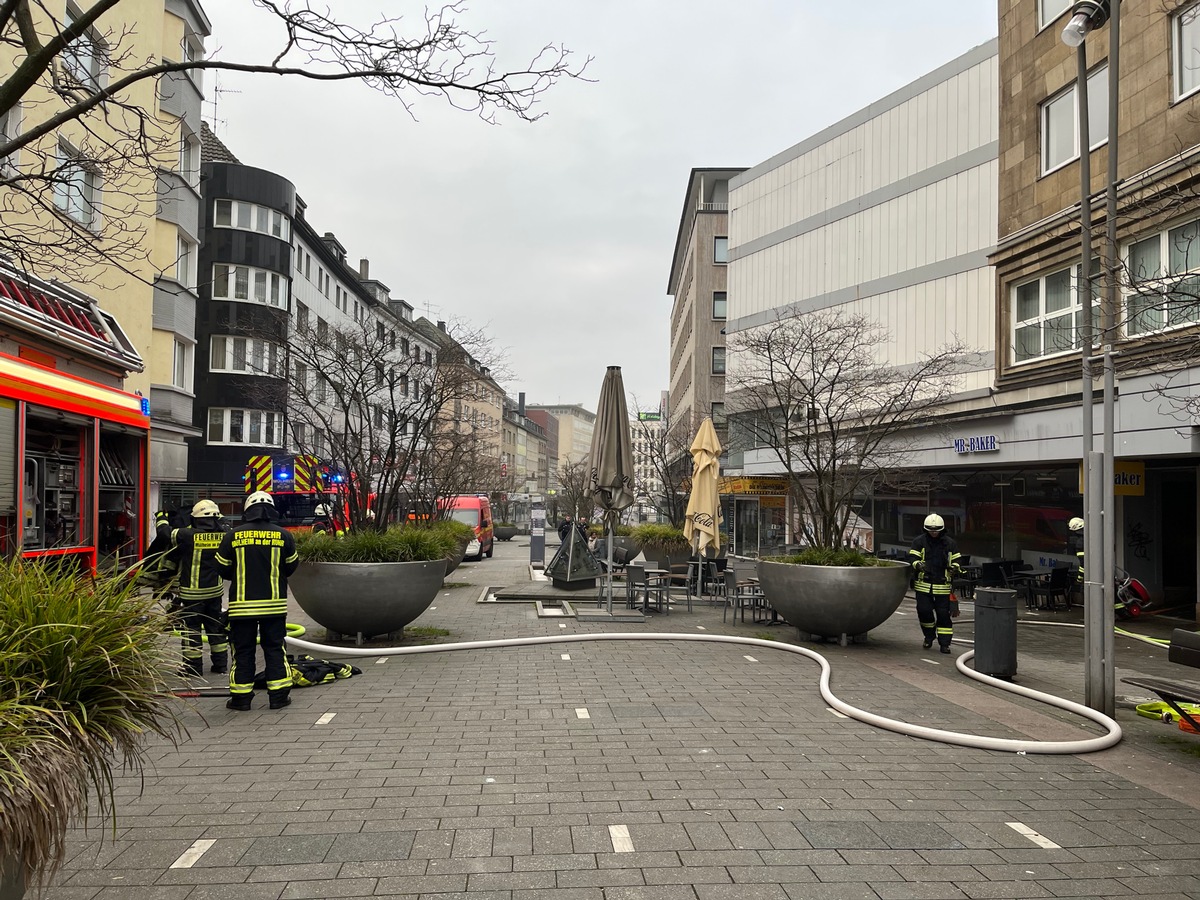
xmin=1062 ymin=0 xmax=1118 ymax=717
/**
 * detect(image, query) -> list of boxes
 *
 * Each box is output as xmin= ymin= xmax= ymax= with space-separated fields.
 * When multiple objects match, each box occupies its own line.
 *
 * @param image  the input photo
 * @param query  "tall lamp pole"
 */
xmin=1062 ymin=0 xmax=1118 ymax=717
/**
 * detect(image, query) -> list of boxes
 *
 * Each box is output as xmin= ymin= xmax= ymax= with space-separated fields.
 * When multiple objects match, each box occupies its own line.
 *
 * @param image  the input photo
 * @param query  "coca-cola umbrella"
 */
xmin=584 ymin=366 xmax=636 ymax=613
xmin=684 ymin=417 xmax=722 ymax=557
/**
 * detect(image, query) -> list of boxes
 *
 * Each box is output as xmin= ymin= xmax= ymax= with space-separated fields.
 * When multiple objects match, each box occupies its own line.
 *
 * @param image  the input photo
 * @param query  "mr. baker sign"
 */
xmin=952 ymin=434 xmax=999 ymax=454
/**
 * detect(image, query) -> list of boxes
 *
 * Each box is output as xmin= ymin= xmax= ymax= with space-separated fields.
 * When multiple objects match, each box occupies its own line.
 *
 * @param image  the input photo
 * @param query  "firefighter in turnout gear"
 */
xmin=214 ymin=491 xmax=299 ymax=711
xmin=156 ymin=501 xmax=230 ymax=677
xmin=909 ymin=513 xmax=963 ymax=654
xmin=1068 ymin=517 xmax=1085 ymax=584
xmin=310 ymin=503 xmax=344 ymax=537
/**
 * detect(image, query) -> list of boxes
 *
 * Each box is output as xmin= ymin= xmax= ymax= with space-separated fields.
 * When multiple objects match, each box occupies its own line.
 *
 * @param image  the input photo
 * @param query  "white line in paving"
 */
xmin=920 ymin=659 xmax=941 ymax=666
xmin=561 ymin=653 xmax=571 ymax=660
xmin=559 ymin=623 xmax=567 ymax=628
xmin=608 ymin=824 xmax=634 ymax=853
xmin=169 ymin=839 xmax=215 ymax=869
xmin=429 ymin=606 xmax=437 ymax=610
xmin=575 ymin=708 xmax=590 ymax=719
xmin=696 ymin=625 xmax=706 ymax=630
xmin=316 ymin=713 xmax=336 ymax=725
xmin=743 ymin=655 xmax=758 ymax=662
xmin=826 ymin=707 xmax=849 ymax=719
xmin=376 ymin=657 xmax=388 ymax=664
xmin=1007 ymin=822 xmax=1061 ymax=849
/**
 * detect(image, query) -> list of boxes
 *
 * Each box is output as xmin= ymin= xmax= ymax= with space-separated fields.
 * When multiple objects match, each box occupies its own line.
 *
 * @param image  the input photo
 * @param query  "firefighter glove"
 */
xmin=913 ymin=560 xmax=925 ymax=573
xmin=950 ymin=599 xmax=961 ymax=618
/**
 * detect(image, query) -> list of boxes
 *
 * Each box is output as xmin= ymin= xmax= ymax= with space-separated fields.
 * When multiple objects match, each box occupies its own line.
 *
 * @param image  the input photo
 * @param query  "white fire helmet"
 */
xmin=313 ymin=504 xmax=330 ymax=517
xmin=923 ymin=513 xmax=945 ymax=533
xmin=244 ymin=491 xmax=275 ymax=512
xmin=191 ymin=499 xmax=221 ymax=519
xmin=1069 ymin=517 xmax=1085 ymax=532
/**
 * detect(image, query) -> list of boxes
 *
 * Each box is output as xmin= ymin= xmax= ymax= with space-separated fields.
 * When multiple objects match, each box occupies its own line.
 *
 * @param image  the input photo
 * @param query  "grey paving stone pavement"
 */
xmin=44 ymin=538 xmax=1200 ymax=899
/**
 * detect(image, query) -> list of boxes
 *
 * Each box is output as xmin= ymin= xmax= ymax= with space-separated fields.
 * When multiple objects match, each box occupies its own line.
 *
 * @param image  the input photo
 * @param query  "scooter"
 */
xmin=1114 ymin=567 xmax=1152 ymax=619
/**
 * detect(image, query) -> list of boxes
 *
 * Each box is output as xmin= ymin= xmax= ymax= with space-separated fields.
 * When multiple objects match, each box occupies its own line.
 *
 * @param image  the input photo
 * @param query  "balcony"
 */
xmin=698 ymin=202 xmax=728 ymax=212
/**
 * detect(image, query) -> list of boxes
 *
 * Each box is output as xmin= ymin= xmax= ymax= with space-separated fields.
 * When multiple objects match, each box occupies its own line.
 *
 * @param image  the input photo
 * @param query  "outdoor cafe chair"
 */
xmin=663 ymin=556 xmax=693 ymax=613
xmin=626 ymin=564 xmax=669 ymax=614
xmin=1030 ymin=565 xmax=1073 ymax=611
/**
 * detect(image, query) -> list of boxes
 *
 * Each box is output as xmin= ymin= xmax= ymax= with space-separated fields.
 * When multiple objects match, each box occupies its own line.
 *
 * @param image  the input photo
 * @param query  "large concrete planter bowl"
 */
xmin=757 ymin=559 xmax=910 ymax=645
xmin=494 ymin=525 xmax=519 ymax=541
xmin=290 ymin=559 xmax=447 ymax=643
xmin=444 ymin=539 xmax=469 ymax=576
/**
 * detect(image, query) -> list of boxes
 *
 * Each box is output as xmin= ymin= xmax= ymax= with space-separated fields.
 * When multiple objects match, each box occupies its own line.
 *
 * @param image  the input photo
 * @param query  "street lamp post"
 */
xmin=1062 ymin=0 xmax=1118 ymax=717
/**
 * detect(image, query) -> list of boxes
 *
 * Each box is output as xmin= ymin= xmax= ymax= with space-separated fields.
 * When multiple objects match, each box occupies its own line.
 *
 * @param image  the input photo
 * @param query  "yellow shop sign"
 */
xmin=1077 ymin=460 xmax=1145 ymax=496
xmin=719 ymin=476 xmax=790 ymax=495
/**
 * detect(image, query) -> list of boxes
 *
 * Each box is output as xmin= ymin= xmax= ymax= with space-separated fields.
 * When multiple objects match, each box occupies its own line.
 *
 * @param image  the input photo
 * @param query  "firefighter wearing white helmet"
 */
xmin=908 ymin=512 xmax=963 ymax=654
xmin=154 ymin=498 xmax=231 ymax=677
xmin=311 ymin=502 xmax=344 ymax=537
xmin=1068 ymin=517 xmax=1086 ymax=584
xmin=214 ymin=490 xmax=299 ymax=711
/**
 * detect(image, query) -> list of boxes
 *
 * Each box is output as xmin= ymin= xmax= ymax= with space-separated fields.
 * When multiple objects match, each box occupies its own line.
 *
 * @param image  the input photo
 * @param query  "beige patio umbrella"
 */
xmin=585 ymin=366 xmax=637 ymax=612
xmin=684 ymin=417 xmax=722 ymax=557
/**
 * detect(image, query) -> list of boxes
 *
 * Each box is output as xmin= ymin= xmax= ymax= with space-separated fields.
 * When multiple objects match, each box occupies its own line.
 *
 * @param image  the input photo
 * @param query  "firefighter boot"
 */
xmin=209 ymin=651 xmax=228 ymax=675
xmin=225 ymin=694 xmax=252 ymax=711
xmin=268 ymin=689 xmax=291 ymax=710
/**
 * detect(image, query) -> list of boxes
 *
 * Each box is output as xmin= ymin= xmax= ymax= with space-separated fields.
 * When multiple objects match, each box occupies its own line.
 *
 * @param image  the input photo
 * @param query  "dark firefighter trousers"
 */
xmin=179 ymin=597 xmax=228 ymax=675
xmin=228 ymin=615 xmax=291 ymax=699
xmin=915 ymin=589 xmax=954 ymax=649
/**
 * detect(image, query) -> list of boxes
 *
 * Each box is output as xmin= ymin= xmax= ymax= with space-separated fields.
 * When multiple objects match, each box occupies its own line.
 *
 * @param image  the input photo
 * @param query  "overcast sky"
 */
xmin=202 ymin=1 xmax=996 ymax=414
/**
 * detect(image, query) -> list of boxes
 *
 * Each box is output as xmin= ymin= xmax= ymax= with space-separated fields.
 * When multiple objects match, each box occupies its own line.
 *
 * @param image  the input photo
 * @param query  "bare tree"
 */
xmin=554 ymin=455 xmax=592 ymax=523
xmin=628 ymin=404 xmax=692 ymax=526
xmin=727 ymin=309 xmax=971 ymax=551
xmin=0 ymin=1 xmax=587 ymax=278
xmin=278 ymin=313 xmax=502 ymax=531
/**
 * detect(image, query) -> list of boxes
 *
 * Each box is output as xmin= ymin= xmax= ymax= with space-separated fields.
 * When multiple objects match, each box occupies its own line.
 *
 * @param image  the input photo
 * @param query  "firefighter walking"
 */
xmin=909 ymin=513 xmax=963 ymax=654
xmin=156 ymin=501 xmax=230 ymax=677
xmin=214 ymin=491 xmax=299 ymax=711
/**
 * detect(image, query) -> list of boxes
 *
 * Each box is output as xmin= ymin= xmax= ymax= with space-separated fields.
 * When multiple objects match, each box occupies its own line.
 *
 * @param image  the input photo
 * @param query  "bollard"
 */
xmin=973 ymin=587 xmax=1018 ymax=679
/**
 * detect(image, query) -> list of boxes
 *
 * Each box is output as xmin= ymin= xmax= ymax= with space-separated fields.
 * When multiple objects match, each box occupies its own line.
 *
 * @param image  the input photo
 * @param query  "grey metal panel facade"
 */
xmin=158 ymin=70 xmax=203 ymax=132
xmin=152 ymin=281 xmax=197 ymax=337
xmin=150 ymin=386 xmax=195 ymax=430
xmin=156 ymin=170 xmax=200 ymax=239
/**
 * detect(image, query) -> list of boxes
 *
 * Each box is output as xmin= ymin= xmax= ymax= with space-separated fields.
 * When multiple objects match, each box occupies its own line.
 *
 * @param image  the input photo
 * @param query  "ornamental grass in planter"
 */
xmin=0 ymin=559 xmax=181 ymax=896
xmin=291 ymin=525 xmax=456 ymax=642
xmin=629 ymin=523 xmax=691 ymax=568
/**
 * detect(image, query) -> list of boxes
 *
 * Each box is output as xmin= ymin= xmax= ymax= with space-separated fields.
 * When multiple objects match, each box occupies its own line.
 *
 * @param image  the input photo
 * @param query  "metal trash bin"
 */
xmin=973 ymin=587 xmax=1018 ymax=679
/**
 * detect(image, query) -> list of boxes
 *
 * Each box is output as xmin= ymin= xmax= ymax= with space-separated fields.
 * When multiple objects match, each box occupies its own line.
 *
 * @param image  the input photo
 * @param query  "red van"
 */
xmin=442 ymin=495 xmax=494 ymax=560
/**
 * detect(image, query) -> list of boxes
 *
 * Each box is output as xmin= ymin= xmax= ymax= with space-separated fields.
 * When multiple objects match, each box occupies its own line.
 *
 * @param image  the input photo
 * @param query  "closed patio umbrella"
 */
xmin=684 ymin=417 xmax=722 ymax=558
xmin=585 ymin=366 xmax=636 ymax=612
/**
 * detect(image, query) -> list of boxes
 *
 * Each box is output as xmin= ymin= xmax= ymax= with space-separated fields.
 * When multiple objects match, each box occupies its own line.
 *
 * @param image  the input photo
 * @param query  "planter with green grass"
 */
xmin=0 ymin=559 xmax=181 ymax=899
xmin=493 ymin=523 xmax=519 ymax=541
xmin=428 ymin=520 xmax=474 ymax=575
xmin=630 ymin=523 xmax=691 ymax=569
xmin=757 ymin=549 xmax=909 ymax=645
xmin=291 ymin=526 xmax=453 ymax=644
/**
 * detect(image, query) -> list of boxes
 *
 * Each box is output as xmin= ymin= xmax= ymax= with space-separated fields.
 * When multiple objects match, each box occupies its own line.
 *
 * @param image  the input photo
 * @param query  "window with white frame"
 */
xmin=1042 ymin=65 xmax=1109 ymax=174
xmin=713 ymin=236 xmax=729 ymax=264
xmin=176 ymin=235 xmax=194 ymax=289
xmin=207 ymin=408 xmax=283 ymax=446
xmin=1 ymin=103 xmax=21 ymax=175
xmin=63 ymin=4 xmax=105 ymax=88
xmin=209 ymin=335 xmax=283 ymax=376
xmin=179 ymin=128 xmax=200 ymax=184
xmin=172 ymin=339 xmax=190 ymax=390
xmin=711 ymin=346 xmax=726 ymax=375
xmin=1012 ymin=263 xmax=1099 ymax=362
xmin=53 ymin=139 xmax=100 ymax=227
xmin=210 ymin=264 xmax=287 ymax=308
xmin=712 ymin=291 xmax=727 ymax=320
xmin=1039 ymin=0 xmax=1071 ymax=28
xmin=1175 ymin=3 xmax=1200 ymax=101
xmin=212 ymin=199 xmax=290 ymax=241
xmin=1125 ymin=218 xmax=1200 ymax=335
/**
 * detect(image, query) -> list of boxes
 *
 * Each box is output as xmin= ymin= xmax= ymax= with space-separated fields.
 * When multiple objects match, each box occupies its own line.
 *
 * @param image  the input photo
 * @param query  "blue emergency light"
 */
xmin=276 ymin=469 xmax=290 ymax=480
xmin=140 ymin=397 xmax=151 ymax=416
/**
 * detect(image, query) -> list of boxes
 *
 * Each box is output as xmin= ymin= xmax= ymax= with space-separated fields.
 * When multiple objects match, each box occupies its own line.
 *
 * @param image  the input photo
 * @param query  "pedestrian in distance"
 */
xmin=214 ymin=491 xmax=299 ymax=711
xmin=557 ymin=515 xmax=574 ymax=543
xmin=909 ymin=513 xmax=963 ymax=654
xmin=156 ymin=500 xmax=231 ymax=677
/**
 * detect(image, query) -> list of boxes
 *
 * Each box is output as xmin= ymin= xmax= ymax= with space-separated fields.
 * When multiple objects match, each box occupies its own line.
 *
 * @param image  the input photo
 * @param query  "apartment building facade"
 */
xmin=667 ymin=168 xmax=744 ymax=461
xmin=981 ymin=0 xmax=1200 ymax=613
xmin=527 ymin=403 xmax=596 ymax=473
